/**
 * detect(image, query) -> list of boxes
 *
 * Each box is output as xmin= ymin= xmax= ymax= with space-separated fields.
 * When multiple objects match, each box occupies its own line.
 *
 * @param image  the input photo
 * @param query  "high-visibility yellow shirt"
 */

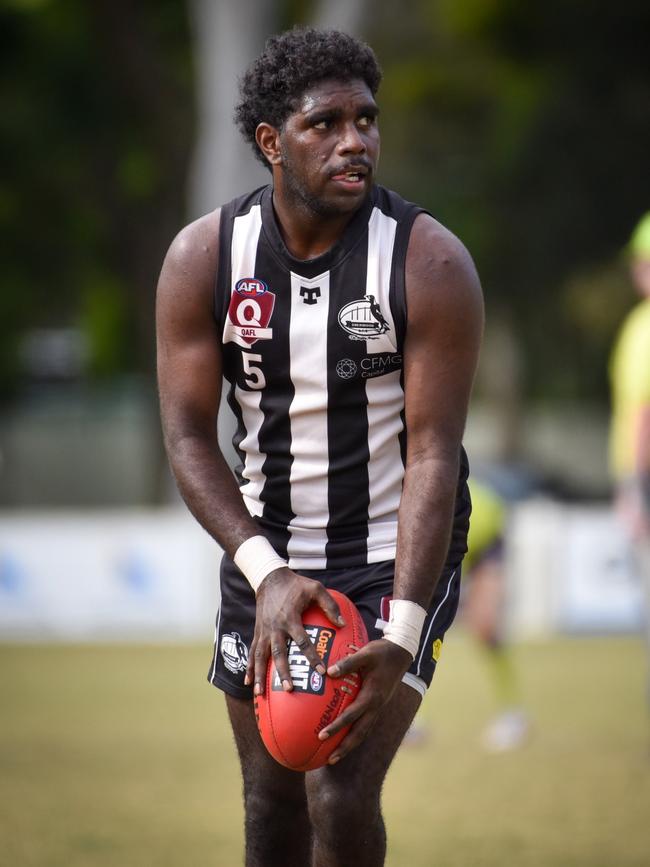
xmin=609 ymin=297 xmax=650 ymax=478
xmin=465 ymin=480 xmax=506 ymax=570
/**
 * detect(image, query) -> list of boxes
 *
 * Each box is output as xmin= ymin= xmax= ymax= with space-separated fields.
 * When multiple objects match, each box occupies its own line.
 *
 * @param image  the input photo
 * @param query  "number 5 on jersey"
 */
xmin=243 ymin=353 xmax=265 ymax=389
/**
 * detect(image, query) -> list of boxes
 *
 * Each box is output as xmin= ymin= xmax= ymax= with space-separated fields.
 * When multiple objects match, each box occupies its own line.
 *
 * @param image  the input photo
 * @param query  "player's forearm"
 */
xmin=393 ymin=453 xmax=460 ymax=608
xmin=165 ymin=432 xmax=259 ymax=558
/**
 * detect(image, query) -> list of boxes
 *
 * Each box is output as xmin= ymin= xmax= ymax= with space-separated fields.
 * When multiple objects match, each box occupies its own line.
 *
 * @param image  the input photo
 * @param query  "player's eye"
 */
xmin=312 ymin=118 xmax=330 ymax=130
xmin=357 ymin=115 xmax=375 ymax=129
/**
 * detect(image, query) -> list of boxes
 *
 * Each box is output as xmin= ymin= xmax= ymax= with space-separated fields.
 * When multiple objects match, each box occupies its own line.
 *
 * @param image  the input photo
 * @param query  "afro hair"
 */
xmin=235 ymin=27 xmax=382 ymax=167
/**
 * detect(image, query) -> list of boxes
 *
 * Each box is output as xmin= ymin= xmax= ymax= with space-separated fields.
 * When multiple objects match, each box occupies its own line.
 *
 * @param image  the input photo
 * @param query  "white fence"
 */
xmin=0 ymin=509 xmax=220 ymax=640
xmin=506 ymin=499 xmax=644 ymax=638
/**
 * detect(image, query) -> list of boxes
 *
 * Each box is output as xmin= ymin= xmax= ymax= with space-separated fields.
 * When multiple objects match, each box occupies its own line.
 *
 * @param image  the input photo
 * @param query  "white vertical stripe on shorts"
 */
xmin=210 ymin=605 xmax=222 ymax=683
xmin=415 ymin=569 xmax=457 ymax=678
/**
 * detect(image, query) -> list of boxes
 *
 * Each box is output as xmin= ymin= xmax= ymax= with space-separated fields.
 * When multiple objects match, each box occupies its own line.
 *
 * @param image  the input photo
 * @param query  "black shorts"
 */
xmin=208 ymin=557 xmax=462 ymax=700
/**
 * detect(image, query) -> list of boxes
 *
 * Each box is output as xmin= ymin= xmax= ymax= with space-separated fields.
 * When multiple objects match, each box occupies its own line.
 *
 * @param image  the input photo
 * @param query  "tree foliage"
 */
xmin=2 ymin=0 xmax=649 ymax=404
xmin=370 ymin=0 xmax=650 ymax=399
xmin=0 ymin=0 xmax=194 ymax=395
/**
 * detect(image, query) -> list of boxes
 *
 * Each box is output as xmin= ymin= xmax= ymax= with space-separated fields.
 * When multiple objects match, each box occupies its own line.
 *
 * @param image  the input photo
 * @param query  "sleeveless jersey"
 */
xmin=215 ymin=183 xmax=470 ymax=570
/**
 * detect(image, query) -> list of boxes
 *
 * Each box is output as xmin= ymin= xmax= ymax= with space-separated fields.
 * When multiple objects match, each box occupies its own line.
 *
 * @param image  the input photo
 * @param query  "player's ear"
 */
xmin=256 ymin=123 xmax=282 ymax=167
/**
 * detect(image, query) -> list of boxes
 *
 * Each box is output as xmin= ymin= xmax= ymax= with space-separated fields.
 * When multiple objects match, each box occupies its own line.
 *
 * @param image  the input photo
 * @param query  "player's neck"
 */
xmin=271 ymin=187 xmax=363 ymax=261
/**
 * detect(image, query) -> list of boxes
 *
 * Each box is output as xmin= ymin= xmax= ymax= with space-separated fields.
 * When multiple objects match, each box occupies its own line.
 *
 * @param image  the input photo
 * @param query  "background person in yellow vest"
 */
xmin=461 ymin=480 xmax=530 ymax=751
xmin=406 ymin=479 xmax=530 ymax=751
xmin=609 ymin=212 xmax=650 ymax=703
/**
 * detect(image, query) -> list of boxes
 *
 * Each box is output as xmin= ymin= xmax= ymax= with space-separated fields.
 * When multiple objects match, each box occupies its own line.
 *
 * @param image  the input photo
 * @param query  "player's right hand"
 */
xmin=318 ymin=637 xmax=413 ymax=762
xmin=245 ymin=570 xmax=345 ymax=696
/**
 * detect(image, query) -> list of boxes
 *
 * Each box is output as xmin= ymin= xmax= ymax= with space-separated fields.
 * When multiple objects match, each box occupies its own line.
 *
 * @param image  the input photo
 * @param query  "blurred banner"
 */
xmin=0 ymin=502 xmax=643 ymax=641
xmin=0 ymin=509 xmax=220 ymax=640
xmin=507 ymin=501 xmax=644 ymax=638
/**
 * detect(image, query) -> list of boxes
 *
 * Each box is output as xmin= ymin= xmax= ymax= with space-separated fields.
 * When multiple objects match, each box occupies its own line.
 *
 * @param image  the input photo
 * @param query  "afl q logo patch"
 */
xmin=236 ymin=278 xmax=267 ymax=295
xmin=336 ymin=358 xmax=357 ymax=379
xmin=338 ymin=294 xmax=390 ymax=341
xmin=224 ymin=278 xmax=276 ymax=348
xmin=221 ymin=631 xmax=249 ymax=674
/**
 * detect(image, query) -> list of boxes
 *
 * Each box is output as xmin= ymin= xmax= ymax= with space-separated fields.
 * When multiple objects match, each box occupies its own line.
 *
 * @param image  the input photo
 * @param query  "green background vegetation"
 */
xmin=2 ymin=0 xmax=649 ymax=407
xmin=0 ymin=0 xmax=194 ymax=394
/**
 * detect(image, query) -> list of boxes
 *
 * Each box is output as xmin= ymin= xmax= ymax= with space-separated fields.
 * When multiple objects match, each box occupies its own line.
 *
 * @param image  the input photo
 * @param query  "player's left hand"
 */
xmin=317 ymin=639 xmax=413 ymax=763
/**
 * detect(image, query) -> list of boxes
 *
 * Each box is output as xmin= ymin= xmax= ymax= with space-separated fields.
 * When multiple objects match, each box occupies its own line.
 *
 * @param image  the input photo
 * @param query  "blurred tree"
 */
xmin=188 ymin=0 xmax=271 ymax=217
xmin=369 ymin=0 xmax=650 ymax=406
xmin=0 ymin=0 xmax=195 ymax=396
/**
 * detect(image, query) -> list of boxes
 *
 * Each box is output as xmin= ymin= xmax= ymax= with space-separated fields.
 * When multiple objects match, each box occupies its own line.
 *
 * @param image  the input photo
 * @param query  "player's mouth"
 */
xmin=329 ymin=165 xmax=370 ymax=189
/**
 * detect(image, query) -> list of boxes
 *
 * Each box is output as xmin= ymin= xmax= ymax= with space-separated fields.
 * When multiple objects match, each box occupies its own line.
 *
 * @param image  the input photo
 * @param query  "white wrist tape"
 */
xmin=382 ymin=599 xmax=427 ymax=660
xmin=233 ymin=535 xmax=287 ymax=594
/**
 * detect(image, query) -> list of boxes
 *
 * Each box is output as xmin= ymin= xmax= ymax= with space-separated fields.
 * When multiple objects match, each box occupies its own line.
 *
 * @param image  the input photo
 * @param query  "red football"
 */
xmin=254 ymin=589 xmax=368 ymax=771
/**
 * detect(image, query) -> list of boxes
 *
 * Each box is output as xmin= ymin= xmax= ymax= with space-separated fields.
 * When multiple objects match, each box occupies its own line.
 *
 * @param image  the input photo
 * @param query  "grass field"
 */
xmin=1 ymin=633 xmax=649 ymax=866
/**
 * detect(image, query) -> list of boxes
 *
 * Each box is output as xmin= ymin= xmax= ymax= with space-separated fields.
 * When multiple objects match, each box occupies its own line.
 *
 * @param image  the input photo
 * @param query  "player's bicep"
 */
xmin=157 ymin=324 xmax=223 ymax=442
xmin=403 ymin=215 xmax=484 ymax=459
xmin=155 ymin=211 xmax=223 ymax=443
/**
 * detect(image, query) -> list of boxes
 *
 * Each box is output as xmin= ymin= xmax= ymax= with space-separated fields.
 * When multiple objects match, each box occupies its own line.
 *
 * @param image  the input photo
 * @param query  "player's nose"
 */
xmin=337 ymin=121 xmax=366 ymax=155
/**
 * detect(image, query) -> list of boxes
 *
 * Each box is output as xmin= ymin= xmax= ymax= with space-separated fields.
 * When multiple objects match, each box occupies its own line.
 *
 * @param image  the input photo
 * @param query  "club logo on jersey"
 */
xmin=224 ymin=278 xmax=276 ymax=347
xmin=270 ymin=625 xmax=335 ymax=695
xmin=220 ymin=631 xmax=249 ymax=674
xmin=338 ymin=295 xmax=390 ymax=341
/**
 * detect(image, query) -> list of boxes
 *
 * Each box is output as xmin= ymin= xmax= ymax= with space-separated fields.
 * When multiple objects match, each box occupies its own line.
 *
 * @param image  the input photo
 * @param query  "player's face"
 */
xmin=276 ymin=78 xmax=380 ymax=217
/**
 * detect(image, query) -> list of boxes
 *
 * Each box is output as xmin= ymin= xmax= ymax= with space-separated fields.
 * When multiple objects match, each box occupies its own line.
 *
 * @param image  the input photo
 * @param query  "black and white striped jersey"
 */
xmin=215 ymin=183 xmax=470 ymax=571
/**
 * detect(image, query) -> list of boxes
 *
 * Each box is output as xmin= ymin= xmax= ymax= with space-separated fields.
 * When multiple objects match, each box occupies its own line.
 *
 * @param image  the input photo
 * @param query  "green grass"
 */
xmin=1 ymin=634 xmax=648 ymax=866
